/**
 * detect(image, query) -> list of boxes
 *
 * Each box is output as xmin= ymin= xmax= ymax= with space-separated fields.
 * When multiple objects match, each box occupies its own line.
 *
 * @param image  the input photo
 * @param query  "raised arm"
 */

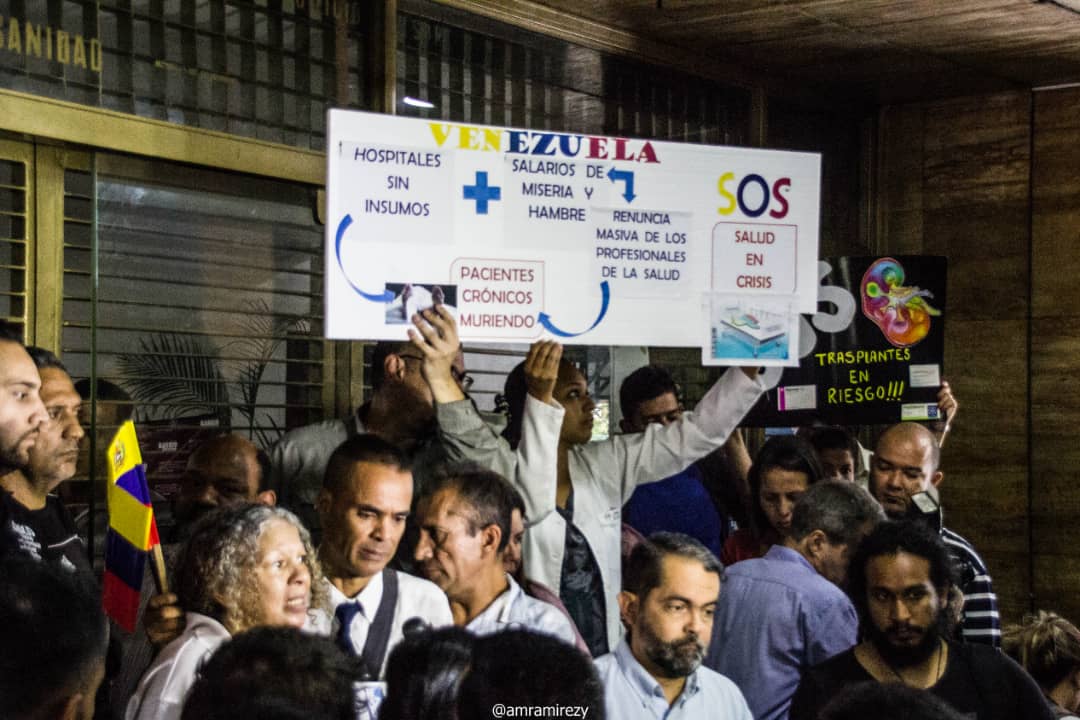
xmin=934 ymin=380 xmax=958 ymax=448
xmin=586 ymin=366 xmax=765 ymax=502
xmin=514 ymin=341 xmax=565 ymax=523
xmin=412 ymin=306 xmax=515 ymax=477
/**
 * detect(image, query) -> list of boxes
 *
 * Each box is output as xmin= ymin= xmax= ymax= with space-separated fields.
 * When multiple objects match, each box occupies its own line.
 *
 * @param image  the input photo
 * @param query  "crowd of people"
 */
xmin=0 ymin=309 xmax=1076 ymax=720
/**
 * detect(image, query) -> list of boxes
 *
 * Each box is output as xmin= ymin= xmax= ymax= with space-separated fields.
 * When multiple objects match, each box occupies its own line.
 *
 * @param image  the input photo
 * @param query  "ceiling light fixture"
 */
xmin=402 ymin=96 xmax=435 ymax=109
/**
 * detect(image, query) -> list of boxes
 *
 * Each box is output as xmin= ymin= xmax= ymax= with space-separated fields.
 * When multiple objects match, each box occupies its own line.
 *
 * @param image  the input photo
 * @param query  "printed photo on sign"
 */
xmin=703 ymin=294 xmax=800 ymax=367
xmin=383 ymin=283 xmax=458 ymax=325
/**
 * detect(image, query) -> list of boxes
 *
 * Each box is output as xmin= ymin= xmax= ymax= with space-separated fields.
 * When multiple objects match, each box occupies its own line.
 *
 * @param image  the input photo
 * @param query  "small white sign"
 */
xmin=901 ymin=403 xmax=941 ymax=421
xmin=778 ymin=385 xmax=817 ymax=411
xmin=909 ymin=363 xmax=941 ymax=388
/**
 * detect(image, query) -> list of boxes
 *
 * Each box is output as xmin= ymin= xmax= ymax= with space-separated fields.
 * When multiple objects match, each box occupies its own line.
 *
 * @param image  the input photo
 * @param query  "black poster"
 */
xmin=743 ymin=255 xmax=947 ymax=427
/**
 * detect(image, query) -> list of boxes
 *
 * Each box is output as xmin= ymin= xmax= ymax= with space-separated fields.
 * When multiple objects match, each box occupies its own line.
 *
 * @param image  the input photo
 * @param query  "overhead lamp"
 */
xmin=402 ymin=96 xmax=435 ymax=109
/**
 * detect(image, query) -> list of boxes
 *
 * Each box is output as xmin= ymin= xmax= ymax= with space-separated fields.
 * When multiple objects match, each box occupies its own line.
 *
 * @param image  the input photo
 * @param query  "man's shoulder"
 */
xmin=727 ymin=551 xmax=842 ymax=600
xmin=941 ymin=525 xmax=991 ymax=573
xmin=276 ymin=418 xmax=351 ymax=447
xmin=393 ymin=571 xmax=453 ymax=621
xmin=592 ymin=649 xmax=619 ymax=678
xmin=951 ymin=640 xmax=1014 ymax=671
xmin=805 ymin=645 xmax=860 ymax=678
xmin=514 ymin=589 xmax=575 ymax=635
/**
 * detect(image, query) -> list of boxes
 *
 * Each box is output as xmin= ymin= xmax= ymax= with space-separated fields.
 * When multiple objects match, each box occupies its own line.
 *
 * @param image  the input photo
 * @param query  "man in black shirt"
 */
xmin=790 ymin=521 xmax=1053 ymax=720
xmin=0 ymin=339 xmax=69 ymax=569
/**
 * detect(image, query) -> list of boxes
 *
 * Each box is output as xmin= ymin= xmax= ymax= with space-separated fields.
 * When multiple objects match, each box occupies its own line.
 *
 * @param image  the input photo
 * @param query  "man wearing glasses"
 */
xmin=269 ymin=338 xmax=473 ymax=542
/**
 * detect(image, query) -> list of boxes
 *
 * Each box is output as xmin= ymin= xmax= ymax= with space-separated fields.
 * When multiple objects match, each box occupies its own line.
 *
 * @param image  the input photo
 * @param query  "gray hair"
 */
xmin=174 ymin=503 xmax=326 ymax=634
xmin=624 ymin=531 xmax=722 ymax=599
xmin=789 ymin=480 xmax=885 ymax=547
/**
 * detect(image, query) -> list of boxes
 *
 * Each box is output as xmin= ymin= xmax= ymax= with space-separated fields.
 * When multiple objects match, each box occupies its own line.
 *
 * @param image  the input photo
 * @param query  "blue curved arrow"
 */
xmin=334 ymin=214 xmax=395 ymax=302
xmin=538 ymin=281 xmax=611 ymax=338
xmin=607 ymin=167 xmax=636 ymax=203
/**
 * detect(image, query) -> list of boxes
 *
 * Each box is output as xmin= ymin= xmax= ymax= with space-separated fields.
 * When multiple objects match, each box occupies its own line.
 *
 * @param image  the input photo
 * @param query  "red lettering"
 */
xmin=769 ymin=178 xmax=791 ymax=219
xmin=588 ymin=137 xmax=608 ymax=159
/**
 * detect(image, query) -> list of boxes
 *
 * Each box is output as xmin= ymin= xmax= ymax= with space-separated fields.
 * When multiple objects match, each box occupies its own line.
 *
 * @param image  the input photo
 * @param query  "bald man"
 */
xmin=171 ymin=434 xmax=276 ymax=541
xmin=869 ymin=422 xmax=1000 ymax=648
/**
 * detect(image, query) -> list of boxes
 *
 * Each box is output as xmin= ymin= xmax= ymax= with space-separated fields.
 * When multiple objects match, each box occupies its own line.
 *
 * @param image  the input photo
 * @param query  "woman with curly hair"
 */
xmin=1004 ymin=611 xmax=1080 ymax=719
xmin=126 ymin=503 xmax=326 ymax=720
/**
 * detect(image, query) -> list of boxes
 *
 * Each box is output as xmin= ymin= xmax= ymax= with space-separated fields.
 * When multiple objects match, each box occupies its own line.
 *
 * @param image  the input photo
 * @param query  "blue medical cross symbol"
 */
xmin=463 ymin=171 xmax=501 ymax=214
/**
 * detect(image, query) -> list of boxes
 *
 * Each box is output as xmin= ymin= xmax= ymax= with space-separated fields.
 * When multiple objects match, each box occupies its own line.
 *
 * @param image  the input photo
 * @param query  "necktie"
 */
xmin=334 ymin=600 xmax=363 ymax=656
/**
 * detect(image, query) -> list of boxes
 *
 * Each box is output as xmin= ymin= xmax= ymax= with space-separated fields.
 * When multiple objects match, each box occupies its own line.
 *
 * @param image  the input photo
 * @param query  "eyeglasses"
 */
xmin=398 ymin=354 xmax=474 ymax=392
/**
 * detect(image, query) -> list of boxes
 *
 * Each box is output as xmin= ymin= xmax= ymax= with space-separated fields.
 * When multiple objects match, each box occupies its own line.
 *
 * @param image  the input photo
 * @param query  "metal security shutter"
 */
xmin=397 ymin=7 xmax=752 ymax=143
xmin=0 ymin=140 xmax=33 ymax=337
xmin=61 ymin=155 xmax=328 ymax=506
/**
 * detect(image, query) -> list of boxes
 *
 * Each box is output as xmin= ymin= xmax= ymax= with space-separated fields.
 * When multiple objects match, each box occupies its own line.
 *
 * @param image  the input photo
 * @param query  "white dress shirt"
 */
xmin=125 ymin=612 xmax=231 ymax=720
xmin=595 ymin=638 xmax=753 ymax=720
xmin=465 ymin=573 xmax=578 ymax=647
xmin=307 ymin=571 xmax=454 ymax=679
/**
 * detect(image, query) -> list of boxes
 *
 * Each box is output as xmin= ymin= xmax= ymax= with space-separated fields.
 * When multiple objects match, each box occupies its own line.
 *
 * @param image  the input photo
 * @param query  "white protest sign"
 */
xmin=326 ymin=109 xmax=821 ymax=345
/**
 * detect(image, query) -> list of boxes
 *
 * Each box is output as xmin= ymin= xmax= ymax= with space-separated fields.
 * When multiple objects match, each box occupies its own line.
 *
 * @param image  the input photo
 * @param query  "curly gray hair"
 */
xmin=174 ymin=503 xmax=327 ymax=634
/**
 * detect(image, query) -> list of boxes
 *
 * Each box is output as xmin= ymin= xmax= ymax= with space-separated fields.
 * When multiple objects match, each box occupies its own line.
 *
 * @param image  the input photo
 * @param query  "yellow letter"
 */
xmin=25 ymin=21 xmax=41 ymax=57
xmin=73 ymin=35 xmax=86 ymax=68
xmin=90 ymin=39 xmax=102 ymax=72
xmin=429 ymin=123 xmax=452 ymax=147
xmin=482 ymin=128 xmax=500 ymax=151
xmin=57 ymin=30 xmax=69 ymax=63
xmin=458 ymin=126 xmax=480 ymax=150
xmin=7 ymin=18 xmax=21 ymax=53
xmin=717 ymin=172 xmax=736 ymax=215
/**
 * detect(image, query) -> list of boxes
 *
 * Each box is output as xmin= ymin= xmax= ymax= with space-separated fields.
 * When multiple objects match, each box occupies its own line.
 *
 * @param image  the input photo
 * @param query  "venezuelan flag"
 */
xmin=102 ymin=421 xmax=160 ymax=632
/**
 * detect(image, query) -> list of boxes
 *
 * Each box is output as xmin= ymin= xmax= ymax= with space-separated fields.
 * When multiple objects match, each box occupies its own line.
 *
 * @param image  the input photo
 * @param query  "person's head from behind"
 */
xmin=456 ymin=629 xmax=604 ymax=720
xmin=0 ymin=558 xmax=108 ymax=720
xmin=175 ymin=503 xmax=324 ymax=635
xmin=414 ymin=465 xmax=515 ymax=604
xmin=173 ymin=434 xmax=275 ymax=535
xmin=620 ymin=532 xmax=722 ymax=680
xmin=870 ymin=422 xmax=943 ymax=518
xmin=847 ymin=520 xmax=956 ymax=669
xmin=381 ymin=625 xmax=476 ymax=720
xmin=748 ymin=435 xmax=824 ymax=541
xmin=786 ymin=480 xmax=884 ymax=587
xmin=1003 ymin=611 xmax=1080 ymax=713
xmin=819 ymin=682 xmax=968 ymax=720
xmin=503 ymin=357 xmax=594 ymax=449
xmin=0 ymin=323 xmax=48 ymax=474
xmin=619 ymin=365 xmax=683 ymax=434
xmin=317 ymin=434 xmax=413 ymax=582
xmin=804 ymin=426 xmax=859 ymax=483
xmin=22 ymin=348 xmax=84 ymax=491
xmin=181 ymin=626 xmax=358 ymax=720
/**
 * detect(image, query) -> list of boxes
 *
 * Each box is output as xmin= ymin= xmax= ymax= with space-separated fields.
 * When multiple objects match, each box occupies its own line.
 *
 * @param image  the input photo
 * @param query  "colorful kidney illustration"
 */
xmin=861 ymin=258 xmax=941 ymax=348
